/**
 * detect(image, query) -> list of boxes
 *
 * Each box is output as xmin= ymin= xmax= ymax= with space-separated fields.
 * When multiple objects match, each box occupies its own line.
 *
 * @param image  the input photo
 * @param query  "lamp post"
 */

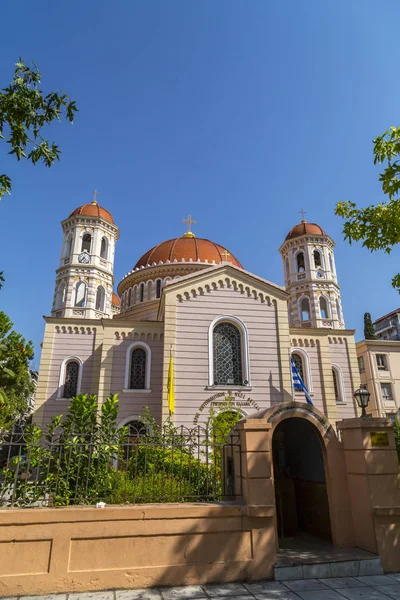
xmin=353 ymin=386 xmax=371 ymax=418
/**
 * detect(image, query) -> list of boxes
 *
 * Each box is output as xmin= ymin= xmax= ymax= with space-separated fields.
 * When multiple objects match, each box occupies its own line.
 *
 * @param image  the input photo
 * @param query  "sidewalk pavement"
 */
xmin=3 ymin=575 xmax=400 ymax=600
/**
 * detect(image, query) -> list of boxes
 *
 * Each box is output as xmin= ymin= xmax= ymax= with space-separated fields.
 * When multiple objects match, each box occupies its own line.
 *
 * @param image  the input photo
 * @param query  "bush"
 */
xmin=394 ymin=418 xmax=400 ymax=462
xmin=110 ymin=470 xmax=199 ymax=504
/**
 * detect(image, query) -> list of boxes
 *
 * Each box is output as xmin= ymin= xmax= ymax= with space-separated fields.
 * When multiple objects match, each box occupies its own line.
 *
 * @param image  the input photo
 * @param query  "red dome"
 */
xmin=286 ymin=221 xmax=326 ymax=241
xmin=69 ymin=201 xmax=114 ymax=224
xmin=112 ymin=292 xmax=120 ymax=307
xmin=134 ymin=236 xmax=243 ymax=269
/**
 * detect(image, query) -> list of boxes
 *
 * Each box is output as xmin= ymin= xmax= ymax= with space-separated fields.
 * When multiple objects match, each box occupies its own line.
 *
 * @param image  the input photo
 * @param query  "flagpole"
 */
xmin=289 ymin=350 xmax=295 ymax=402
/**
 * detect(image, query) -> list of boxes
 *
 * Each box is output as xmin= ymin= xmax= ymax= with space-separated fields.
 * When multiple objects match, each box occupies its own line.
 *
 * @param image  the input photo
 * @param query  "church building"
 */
xmin=33 ymin=199 xmax=361 ymax=429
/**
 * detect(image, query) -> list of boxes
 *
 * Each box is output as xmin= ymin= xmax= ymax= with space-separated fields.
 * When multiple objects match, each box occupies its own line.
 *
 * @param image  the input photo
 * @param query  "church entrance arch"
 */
xmin=263 ymin=402 xmax=339 ymax=543
xmin=272 ymin=417 xmax=332 ymax=541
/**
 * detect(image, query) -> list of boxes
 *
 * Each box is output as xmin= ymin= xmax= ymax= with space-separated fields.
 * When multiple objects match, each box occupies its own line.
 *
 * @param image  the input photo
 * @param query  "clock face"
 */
xmin=78 ymin=252 xmax=90 ymax=264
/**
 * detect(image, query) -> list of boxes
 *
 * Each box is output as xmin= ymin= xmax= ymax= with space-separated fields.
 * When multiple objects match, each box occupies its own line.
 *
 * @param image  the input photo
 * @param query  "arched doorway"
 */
xmin=272 ymin=417 xmax=332 ymax=541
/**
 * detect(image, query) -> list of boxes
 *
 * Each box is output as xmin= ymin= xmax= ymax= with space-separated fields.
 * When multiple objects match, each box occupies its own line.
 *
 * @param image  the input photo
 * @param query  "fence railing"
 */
xmin=0 ymin=423 xmax=242 ymax=507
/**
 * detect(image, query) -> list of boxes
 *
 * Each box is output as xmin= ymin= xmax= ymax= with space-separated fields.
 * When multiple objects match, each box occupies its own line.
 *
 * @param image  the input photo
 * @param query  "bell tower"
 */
xmin=279 ymin=214 xmax=344 ymax=329
xmin=52 ymin=193 xmax=119 ymax=319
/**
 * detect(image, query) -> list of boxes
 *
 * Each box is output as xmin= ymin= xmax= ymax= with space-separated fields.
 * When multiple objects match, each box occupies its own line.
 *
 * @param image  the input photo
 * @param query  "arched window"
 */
xmin=291 ymin=349 xmax=312 ymax=391
xmin=74 ymin=281 xmax=87 ymax=307
xmin=65 ymin=235 xmax=73 ymax=257
xmin=156 ymin=279 xmax=162 ymax=299
xmin=296 ymin=252 xmax=305 ymax=272
xmin=319 ymin=296 xmax=329 ymax=319
xmin=126 ymin=420 xmax=147 ymax=437
xmin=292 ymin=352 xmax=304 ymax=381
xmin=124 ymin=342 xmax=152 ymax=391
xmin=100 ymin=237 xmax=108 ymax=259
xmin=130 ymin=348 xmax=146 ymax=389
xmin=127 ymin=288 xmax=132 ymax=307
xmin=55 ymin=282 xmax=67 ymax=309
xmin=213 ymin=322 xmax=243 ymax=386
xmin=300 ymin=297 xmax=311 ymax=321
xmin=63 ymin=360 xmax=80 ymax=398
xmin=285 ymin=259 xmax=290 ymax=280
xmin=332 ymin=368 xmax=339 ymax=402
xmin=81 ymin=233 xmax=91 ymax=253
xmin=95 ymin=286 xmax=105 ymax=311
xmin=288 ymin=301 xmax=294 ymax=326
xmin=332 ymin=365 xmax=345 ymax=403
xmin=313 ymin=250 xmax=322 ymax=269
xmin=140 ymin=282 xmax=144 ymax=302
xmin=336 ymin=298 xmax=342 ymax=322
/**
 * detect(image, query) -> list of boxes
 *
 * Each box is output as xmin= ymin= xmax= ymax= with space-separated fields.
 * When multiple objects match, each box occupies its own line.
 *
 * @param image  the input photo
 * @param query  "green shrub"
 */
xmin=109 ymin=470 xmax=201 ymax=504
xmin=394 ymin=418 xmax=400 ymax=462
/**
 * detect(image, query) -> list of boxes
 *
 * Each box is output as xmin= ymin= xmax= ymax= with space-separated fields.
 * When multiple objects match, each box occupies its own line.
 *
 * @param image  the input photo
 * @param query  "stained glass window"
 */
xmin=213 ymin=322 xmax=243 ymax=386
xmin=292 ymin=353 xmax=304 ymax=381
xmin=64 ymin=361 xmax=79 ymax=398
xmin=156 ymin=279 xmax=162 ymax=299
xmin=130 ymin=348 xmax=146 ymax=389
xmin=140 ymin=283 xmax=144 ymax=302
xmin=332 ymin=368 xmax=339 ymax=402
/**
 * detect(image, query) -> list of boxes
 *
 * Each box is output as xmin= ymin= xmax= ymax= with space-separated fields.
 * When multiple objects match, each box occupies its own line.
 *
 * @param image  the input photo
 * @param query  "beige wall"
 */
xmin=0 ymin=504 xmax=276 ymax=597
xmin=357 ymin=340 xmax=400 ymax=417
xmin=35 ymin=265 xmax=360 ymax=430
xmin=161 ymin=267 xmax=293 ymax=426
xmin=34 ymin=319 xmax=165 ymax=427
xmin=111 ymin=333 xmax=164 ymax=423
xmin=290 ymin=330 xmax=359 ymax=423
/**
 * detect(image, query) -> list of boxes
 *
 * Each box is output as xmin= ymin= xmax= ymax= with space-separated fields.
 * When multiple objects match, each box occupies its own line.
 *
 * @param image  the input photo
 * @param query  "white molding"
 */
xmin=332 ymin=363 xmax=346 ymax=403
xmin=122 ymin=389 xmax=152 ymax=393
xmin=208 ymin=315 xmax=250 ymax=387
xmin=124 ymin=341 xmax=152 ymax=390
xmin=57 ymin=356 xmax=83 ymax=399
xmin=118 ymin=415 xmax=146 ymax=428
xmin=291 ymin=347 xmax=313 ymax=392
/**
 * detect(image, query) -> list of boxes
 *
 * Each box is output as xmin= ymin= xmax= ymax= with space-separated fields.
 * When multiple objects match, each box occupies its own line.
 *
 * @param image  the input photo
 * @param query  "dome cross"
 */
xmin=182 ymin=213 xmax=197 ymax=236
xmin=299 ymin=208 xmax=307 ymax=222
xmin=91 ymin=189 xmax=100 ymax=205
xmin=221 ymin=250 xmax=231 ymax=262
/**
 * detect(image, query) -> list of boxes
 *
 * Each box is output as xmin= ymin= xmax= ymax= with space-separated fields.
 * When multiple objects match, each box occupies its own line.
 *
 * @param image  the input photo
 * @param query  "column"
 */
xmin=233 ymin=418 xmax=277 ymax=580
xmin=339 ymin=417 xmax=400 ymax=562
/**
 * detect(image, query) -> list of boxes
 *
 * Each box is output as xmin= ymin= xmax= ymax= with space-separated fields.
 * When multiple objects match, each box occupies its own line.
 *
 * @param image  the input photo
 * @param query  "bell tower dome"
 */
xmin=52 ymin=192 xmax=119 ymax=319
xmin=279 ymin=214 xmax=344 ymax=329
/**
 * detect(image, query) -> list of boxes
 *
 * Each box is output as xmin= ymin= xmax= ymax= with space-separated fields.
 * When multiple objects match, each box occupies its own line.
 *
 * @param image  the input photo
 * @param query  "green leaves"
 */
xmin=0 ymin=310 xmax=34 ymax=431
xmin=0 ymin=58 xmax=78 ymax=200
xmin=335 ymin=126 xmax=400 ymax=292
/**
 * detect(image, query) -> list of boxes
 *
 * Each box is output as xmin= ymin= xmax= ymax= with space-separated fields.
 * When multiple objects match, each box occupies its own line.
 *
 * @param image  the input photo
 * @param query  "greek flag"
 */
xmin=291 ymin=358 xmax=314 ymax=405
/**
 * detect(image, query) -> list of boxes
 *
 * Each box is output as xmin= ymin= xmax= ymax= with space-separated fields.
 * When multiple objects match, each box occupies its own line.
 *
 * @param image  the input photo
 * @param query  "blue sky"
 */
xmin=1 ymin=0 xmax=400 ymax=362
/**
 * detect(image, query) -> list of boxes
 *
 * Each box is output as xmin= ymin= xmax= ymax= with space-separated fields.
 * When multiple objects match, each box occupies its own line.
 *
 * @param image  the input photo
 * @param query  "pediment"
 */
xmin=158 ymin=264 xmax=288 ymax=319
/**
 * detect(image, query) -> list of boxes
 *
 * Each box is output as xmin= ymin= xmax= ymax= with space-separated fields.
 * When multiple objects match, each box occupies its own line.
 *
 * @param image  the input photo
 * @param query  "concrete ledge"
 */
xmin=274 ymin=558 xmax=383 ymax=581
xmin=246 ymin=505 xmax=275 ymax=517
xmin=0 ymin=502 xmax=247 ymax=525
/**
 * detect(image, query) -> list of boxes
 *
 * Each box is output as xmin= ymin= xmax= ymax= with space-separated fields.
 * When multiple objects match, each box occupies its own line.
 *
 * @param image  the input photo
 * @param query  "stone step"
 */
xmin=274 ymin=558 xmax=384 ymax=581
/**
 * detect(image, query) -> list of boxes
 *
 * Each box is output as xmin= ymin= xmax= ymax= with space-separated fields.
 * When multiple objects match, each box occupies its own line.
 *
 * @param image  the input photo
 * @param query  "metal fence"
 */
xmin=0 ymin=423 xmax=242 ymax=507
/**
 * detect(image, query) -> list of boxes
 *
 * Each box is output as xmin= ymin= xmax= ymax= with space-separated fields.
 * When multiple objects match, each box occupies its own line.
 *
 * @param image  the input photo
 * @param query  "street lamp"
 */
xmin=353 ymin=386 xmax=371 ymax=418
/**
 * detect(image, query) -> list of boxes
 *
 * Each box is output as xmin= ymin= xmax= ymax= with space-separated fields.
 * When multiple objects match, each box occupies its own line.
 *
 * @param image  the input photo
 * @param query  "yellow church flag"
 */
xmin=167 ymin=347 xmax=175 ymax=415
